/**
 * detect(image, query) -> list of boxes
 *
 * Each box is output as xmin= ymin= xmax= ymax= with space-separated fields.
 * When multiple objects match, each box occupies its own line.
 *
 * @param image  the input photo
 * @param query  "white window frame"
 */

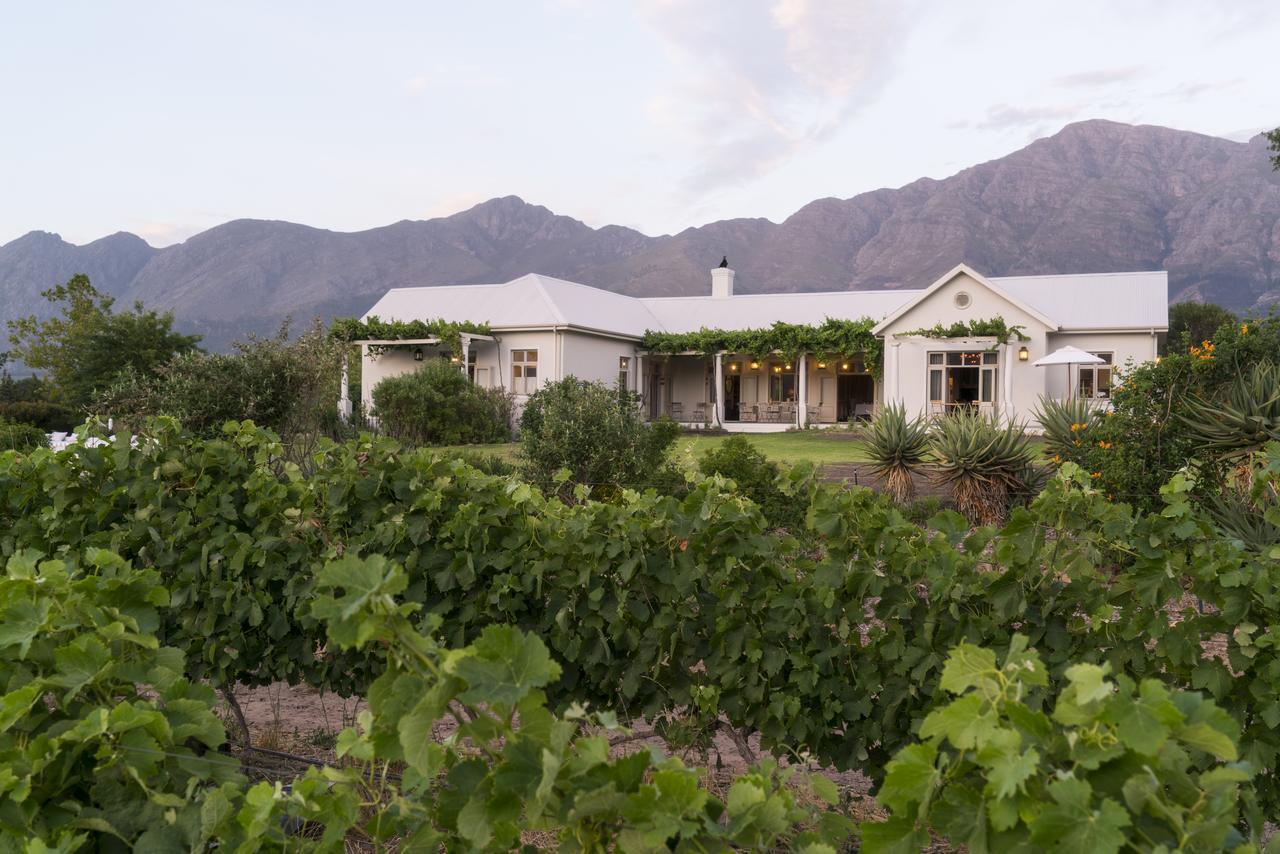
xmin=511 ymin=349 xmax=539 ymax=395
xmin=1078 ymin=352 xmax=1113 ymax=400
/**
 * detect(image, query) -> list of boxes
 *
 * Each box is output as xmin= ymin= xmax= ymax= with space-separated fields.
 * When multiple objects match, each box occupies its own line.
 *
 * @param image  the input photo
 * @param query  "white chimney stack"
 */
xmin=711 ymin=258 xmax=735 ymax=298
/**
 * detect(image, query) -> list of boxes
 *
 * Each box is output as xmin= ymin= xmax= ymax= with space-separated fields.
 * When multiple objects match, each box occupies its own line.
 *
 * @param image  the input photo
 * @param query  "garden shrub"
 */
xmin=371 ymin=359 xmax=513 ymax=446
xmin=929 ymin=410 xmax=1035 ymax=526
xmin=0 ymin=400 xmax=78 ymax=431
xmin=442 ymin=448 xmax=517 ymax=477
xmin=697 ymin=435 xmax=803 ymax=532
xmin=0 ymin=417 xmax=48 ymax=451
xmin=861 ymin=402 xmax=929 ymax=505
xmin=902 ymin=496 xmax=942 ymax=526
xmin=519 ymin=377 xmax=680 ymax=497
xmin=95 ymin=321 xmax=346 ymax=459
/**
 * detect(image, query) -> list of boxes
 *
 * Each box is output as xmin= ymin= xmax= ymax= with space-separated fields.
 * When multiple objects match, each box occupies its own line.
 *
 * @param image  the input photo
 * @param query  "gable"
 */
xmin=874 ymin=267 xmax=1056 ymax=337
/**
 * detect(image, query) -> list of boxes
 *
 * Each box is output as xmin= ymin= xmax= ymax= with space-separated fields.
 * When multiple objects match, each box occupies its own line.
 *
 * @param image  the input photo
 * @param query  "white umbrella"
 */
xmin=1033 ymin=346 xmax=1104 ymax=400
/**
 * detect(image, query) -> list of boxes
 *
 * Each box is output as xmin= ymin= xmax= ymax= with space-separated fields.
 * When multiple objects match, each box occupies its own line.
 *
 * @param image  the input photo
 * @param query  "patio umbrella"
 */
xmin=1033 ymin=345 xmax=1105 ymax=400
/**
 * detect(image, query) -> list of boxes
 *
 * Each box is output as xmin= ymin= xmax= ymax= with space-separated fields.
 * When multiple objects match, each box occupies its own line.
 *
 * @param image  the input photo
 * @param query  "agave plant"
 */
xmin=1181 ymin=361 xmax=1280 ymax=461
xmin=861 ymin=402 xmax=930 ymax=505
xmin=929 ymin=410 xmax=1036 ymax=526
xmin=1033 ymin=395 xmax=1103 ymax=464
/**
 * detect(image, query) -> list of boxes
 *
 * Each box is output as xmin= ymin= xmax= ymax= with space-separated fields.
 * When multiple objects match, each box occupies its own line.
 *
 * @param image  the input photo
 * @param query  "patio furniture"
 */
xmin=764 ymin=404 xmax=780 ymax=423
xmin=739 ymin=405 xmax=758 ymax=422
xmin=806 ymin=405 xmax=820 ymax=423
xmin=854 ymin=403 xmax=874 ymax=420
xmin=669 ymin=402 xmax=684 ymax=421
xmin=691 ymin=404 xmax=708 ymax=423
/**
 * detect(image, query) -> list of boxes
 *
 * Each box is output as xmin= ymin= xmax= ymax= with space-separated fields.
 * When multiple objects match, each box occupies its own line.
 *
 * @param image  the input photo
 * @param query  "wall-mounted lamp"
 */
xmin=449 ymin=355 xmax=461 ymax=364
xmin=1018 ymin=346 xmax=1029 ymax=362
xmin=772 ymin=365 xmax=782 ymax=374
xmin=729 ymin=362 xmax=739 ymax=372
xmin=784 ymin=363 xmax=792 ymax=371
xmin=841 ymin=362 xmax=850 ymax=371
xmin=413 ymin=347 xmax=424 ymax=362
xmin=817 ymin=361 xmax=827 ymax=369
xmin=749 ymin=361 xmax=760 ymax=369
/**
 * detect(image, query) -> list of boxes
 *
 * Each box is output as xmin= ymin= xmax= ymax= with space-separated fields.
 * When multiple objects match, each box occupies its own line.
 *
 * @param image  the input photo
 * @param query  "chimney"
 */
xmin=711 ymin=257 xmax=735 ymax=298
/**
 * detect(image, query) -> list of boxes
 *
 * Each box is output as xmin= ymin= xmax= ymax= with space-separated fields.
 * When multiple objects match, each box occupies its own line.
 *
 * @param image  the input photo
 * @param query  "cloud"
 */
xmin=403 ymin=75 xmax=430 ymax=95
xmin=638 ymin=0 xmax=912 ymax=194
xmin=1155 ymin=78 xmax=1243 ymax=102
xmin=1052 ymin=66 xmax=1144 ymax=88
xmin=971 ymin=104 xmax=1081 ymax=132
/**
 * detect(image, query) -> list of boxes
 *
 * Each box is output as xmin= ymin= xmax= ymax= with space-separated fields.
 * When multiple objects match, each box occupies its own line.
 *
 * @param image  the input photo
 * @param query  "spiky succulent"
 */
xmin=1181 ymin=361 xmax=1280 ymax=461
xmin=929 ymin=410 xmax=1036 ymax=526
xmin=1033 ymin=395 xmax=1103 ymax=463
xmin=861 ymin=402 xmax=930 ymax=505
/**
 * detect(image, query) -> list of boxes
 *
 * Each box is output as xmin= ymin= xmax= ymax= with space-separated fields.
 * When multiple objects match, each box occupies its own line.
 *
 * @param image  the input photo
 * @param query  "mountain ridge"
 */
xmin=3 ymin=120 xmax=1278 ymax=351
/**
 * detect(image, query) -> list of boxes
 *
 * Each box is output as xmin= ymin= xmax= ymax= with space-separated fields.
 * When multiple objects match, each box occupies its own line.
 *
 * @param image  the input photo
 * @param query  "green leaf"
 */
xmin=452 ymin=626 xmax=562 ymax=708
xmin=1029 ymin=777 xmax=1130 ymax=854
xmin=0 ymin=598 xmax=50 ymax=657
xmin=877 ymin=743 xmax=940 ymax=813
xmin=0 ymin=682 xmax=44 ymax=733
xmin=939 ymin=644 xmax=998 ymax=695
xmin=1108 ymin=680 xmax=1182 ymax=755
xmin=1178 ymin=722 xmax=1238 ymax=761
xmin=919 ymin=695 xmax=998 ymax=749
xmin=860 ymin=816 xmax=929 ymax=854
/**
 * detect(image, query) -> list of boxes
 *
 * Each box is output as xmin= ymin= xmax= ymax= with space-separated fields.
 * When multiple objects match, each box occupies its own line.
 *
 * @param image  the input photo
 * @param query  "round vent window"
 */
xmin=954 ymin=291 xmax=972 ymax=309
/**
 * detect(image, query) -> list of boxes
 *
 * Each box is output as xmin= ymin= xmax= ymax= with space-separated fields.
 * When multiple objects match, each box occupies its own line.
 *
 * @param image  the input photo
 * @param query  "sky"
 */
xmin=1 ymin=0 xmax=1276 ymax=247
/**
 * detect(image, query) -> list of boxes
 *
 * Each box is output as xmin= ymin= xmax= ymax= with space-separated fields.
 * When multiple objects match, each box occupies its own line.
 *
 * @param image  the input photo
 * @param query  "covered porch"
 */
xmin=639 ymin=351 xmax=878 ymax=430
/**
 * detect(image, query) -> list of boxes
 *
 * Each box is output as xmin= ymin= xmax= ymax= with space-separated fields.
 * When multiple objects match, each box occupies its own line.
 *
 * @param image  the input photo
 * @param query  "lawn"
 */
xmin=438 ymin=428 xmax=1047 ymax=470
xmin=438 ymin=429 xmax=874 ymax=468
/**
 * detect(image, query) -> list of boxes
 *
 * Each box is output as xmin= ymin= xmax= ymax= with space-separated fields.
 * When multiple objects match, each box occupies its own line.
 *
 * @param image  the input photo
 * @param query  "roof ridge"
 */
xmin=520 ymin=274 xmax=570 ymax=325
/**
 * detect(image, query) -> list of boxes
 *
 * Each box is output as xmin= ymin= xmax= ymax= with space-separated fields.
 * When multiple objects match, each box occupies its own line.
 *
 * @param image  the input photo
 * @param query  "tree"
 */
xmin=6 ymin=275 xmax=201 ymax=409
xmin=1168 ymin=301 xmax=1236 ymax=353
xmin=1268 ymin=126 xmax=1280 ymax=170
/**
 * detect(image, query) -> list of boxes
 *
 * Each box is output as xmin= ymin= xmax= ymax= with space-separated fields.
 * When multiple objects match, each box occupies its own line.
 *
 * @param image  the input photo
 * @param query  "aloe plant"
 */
xmin=861 ymin=402 xmax=930 ymax=505
xmin=1181 ymin=361 xmax=1280 ymax=461
xmin=1033 ymin=395 xmax=1102 ymax=464
xmin=929 ymin=410 xmax=1035 ymax=525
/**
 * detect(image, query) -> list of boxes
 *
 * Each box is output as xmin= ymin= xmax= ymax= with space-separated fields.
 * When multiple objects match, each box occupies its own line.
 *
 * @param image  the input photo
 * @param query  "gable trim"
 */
xmin=871 ymin=263 xmax=1060 ymax=335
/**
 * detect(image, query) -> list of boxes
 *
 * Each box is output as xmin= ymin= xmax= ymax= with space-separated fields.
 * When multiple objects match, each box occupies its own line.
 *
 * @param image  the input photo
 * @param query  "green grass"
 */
xmin=434 ymin=430 xmax=1048 ymax=471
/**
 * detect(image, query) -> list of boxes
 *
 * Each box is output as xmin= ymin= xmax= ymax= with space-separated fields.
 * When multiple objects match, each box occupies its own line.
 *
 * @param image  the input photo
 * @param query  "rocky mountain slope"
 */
xmin=2 ymin=120 xmax=1277 ymax=351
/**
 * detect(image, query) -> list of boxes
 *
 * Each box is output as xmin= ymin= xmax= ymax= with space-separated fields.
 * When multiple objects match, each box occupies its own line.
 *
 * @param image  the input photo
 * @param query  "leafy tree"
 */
xmin=519 ymin=377 xmax=680 ymax=498
xmin=1168 ymin=301 xmax=1236 ymax=353
xmin=370 ymin=358 xmax=513 ymax=446
xmin=94 ymin=320 xmax=344 ymax=461
xmin=1267 ymin=126 xmax=1280 ymax=170
xmin=6 ymin=275 xmax=200 ymax=409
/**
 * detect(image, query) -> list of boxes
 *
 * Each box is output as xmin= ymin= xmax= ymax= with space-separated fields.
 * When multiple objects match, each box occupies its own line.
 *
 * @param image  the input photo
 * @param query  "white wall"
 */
xmin=879 ymin=272 xmax=1161 ymax=425
xmin=560 ymin=331 xmax=641 ymax=390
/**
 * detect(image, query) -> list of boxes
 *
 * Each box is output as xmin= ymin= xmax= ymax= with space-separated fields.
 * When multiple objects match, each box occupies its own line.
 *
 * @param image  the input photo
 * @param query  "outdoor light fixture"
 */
xmin=729 ymin=362 xmax=738 ymax=372
xmin=1018 ymin=346 xmax=1029 ymax=362
xmin=450 ymin=356 xmax=460 ymax=364
xmin=773 ymin=365 xmax=781 ymax=373
xmin=750 ymin=361 xmax=759 ymax=369
xmin=784 ymin=362 xmax=792 ymax=370
xmin=817 ymin=361 xmax=827 ymax=369
xmin=413 ymin=347 xmax=424 ymax=361
xmin=841 ymin=362 xmax=849 ymax=370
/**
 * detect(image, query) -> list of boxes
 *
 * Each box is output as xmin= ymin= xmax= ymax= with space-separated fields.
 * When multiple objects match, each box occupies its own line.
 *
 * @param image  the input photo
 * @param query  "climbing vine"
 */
xmin=897 ymin=317 xmax=1029 ymax=342
xmin=641 ymin=317 xmax=884 ymax=376
xmin=328 ymin=316 xmax=491 ymax=356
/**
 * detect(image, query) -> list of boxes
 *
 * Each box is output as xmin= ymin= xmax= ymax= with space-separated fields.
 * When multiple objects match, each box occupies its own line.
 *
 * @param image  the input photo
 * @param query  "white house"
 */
xmin=344 ymin=262 xmax=1167 ymax=431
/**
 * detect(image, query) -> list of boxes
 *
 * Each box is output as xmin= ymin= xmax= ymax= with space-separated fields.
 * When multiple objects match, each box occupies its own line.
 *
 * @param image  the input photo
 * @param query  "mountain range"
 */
xmin=3 ymin=119 xmax=1278 ymax=353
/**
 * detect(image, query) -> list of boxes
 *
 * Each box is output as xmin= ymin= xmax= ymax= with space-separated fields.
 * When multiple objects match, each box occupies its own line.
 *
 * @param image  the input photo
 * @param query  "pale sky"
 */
xmin=1 ymin=0 xmax=1276 ymax=247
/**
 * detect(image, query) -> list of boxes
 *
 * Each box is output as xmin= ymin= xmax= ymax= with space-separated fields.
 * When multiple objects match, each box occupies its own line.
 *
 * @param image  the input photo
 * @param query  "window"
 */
xmin=1078 ymin=352 xmax=1113 ymax=399
xmin=954 ymin=291 xmax=971 ymax=309
xmin=618 ymin=356 xmax=631 ymax=392
xmin=511 ymin=349 xmax=538 ymax=394
xmin=768 ymin=362 xmax=797 ymax=402
xmin=929 ymin=351 xmax=998 ymax=410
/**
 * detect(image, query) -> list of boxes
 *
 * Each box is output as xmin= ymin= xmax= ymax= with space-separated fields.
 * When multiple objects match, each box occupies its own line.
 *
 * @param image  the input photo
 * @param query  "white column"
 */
xmin=797 ymin=354 xmax=808 ymax=427
xmin=713 ymin=352 xmax=724 ymax=427
xmin=460 ymin=335 xmax=471 ymax=377
xmin=1002 ymin=342 xmax=1014 ymax=423
xmin=891 ymin=341 xmax=902 ymax=404
xmin=338 ymin=350 xmax=351 ymax=420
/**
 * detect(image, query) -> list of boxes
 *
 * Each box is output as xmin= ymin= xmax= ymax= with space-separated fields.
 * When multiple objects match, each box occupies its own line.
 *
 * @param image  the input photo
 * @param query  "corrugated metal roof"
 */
xmin=639 ymin=290 xmax=921 ymax=333
xmin=993 ymin=271 xmax=1168 ymax=330
xmin=361 ymin=269 xmax=1169 ymax=338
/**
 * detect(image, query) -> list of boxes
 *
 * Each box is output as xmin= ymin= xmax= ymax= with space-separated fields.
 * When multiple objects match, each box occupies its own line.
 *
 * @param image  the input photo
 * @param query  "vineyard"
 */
xmin=1 ymin=419 xmax=1279 ymax=850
